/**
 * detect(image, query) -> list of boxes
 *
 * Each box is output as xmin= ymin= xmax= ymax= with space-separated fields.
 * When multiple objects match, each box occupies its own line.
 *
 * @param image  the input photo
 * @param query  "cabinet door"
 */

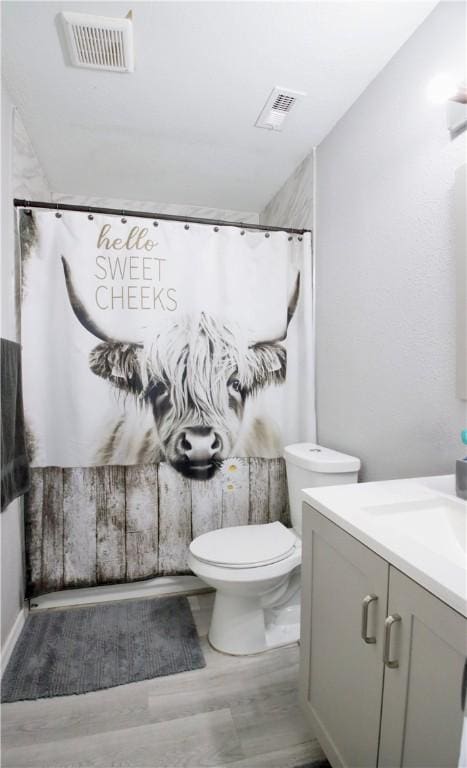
xmin=379 ymin=567 xmax=467 ymax=768
xmin=300 ymin=504 xmax=389 ymax=768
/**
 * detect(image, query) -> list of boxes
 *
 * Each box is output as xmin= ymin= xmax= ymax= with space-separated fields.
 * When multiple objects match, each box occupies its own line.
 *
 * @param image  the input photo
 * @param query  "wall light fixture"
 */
xmin=426 ymin=74 xmax=467 ymax=104
xmin=427 ymin=74 xmax=467 ymax=134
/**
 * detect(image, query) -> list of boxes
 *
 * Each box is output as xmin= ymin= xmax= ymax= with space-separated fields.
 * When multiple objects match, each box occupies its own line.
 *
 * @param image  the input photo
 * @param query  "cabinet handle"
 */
xmin=383 ymin=614 xmax=402 ymax=668
xmin=361 ymin=594 xmax=378 ymax=644
xmin=461 ymin=660 xmax=467 ymax=712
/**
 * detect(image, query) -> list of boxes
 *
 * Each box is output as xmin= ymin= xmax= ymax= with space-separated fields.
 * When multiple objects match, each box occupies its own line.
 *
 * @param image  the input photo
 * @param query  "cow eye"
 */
xmin=148 ymin=381 xmax=167 ymax=399
xmin=230 ymin=379 xmax=241 ymax=392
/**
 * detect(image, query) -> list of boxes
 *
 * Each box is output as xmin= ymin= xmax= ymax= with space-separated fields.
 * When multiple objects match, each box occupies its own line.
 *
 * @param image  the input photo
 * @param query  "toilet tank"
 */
xmin=284 ymin=443 xmax=360 ymax=537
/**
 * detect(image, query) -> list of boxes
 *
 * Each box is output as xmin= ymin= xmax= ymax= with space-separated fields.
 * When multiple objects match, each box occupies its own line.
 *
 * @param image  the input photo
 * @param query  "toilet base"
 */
xmin=208 ymin=629 xmax=300 ymax=656
xmin=208 ymin=579 xmax=301 ymax=656
xmin=264 ymin=597 xmax=301 ymax=651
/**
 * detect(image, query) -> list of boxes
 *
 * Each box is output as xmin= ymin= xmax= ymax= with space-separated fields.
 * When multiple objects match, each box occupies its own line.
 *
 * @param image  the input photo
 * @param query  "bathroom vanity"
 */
xmin=299 ymin=475 xmax=466 ymax=768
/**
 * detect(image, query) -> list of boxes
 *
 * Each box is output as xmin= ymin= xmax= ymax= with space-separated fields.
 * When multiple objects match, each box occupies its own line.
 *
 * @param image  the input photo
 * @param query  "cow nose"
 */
xmin=179 ymin=427 xmax=222 ymax=462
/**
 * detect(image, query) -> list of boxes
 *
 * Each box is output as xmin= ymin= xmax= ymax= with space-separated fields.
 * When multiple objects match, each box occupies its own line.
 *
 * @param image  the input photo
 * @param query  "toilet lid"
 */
xmin=189 ymin=521 xmax=296 ymax=568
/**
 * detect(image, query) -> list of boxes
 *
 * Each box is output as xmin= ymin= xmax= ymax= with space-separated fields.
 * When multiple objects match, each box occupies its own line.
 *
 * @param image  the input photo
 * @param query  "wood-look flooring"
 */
xmin=1 ymin=593 xmax=325 ymax=768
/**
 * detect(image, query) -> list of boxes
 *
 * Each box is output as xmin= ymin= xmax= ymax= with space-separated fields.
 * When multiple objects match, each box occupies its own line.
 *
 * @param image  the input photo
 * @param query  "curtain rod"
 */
xmin=13 ymin=199 xmax=311 ymax=236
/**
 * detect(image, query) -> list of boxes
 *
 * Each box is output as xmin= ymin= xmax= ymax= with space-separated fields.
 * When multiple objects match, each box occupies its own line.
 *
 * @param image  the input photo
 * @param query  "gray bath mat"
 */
xmin=1 ymin=595 xmax=205 ymax=702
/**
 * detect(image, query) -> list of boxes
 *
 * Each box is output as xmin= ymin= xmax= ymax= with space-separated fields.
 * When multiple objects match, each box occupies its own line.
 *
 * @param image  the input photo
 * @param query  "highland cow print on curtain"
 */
xmin=18 ymin=208 xmax=315 ymax=596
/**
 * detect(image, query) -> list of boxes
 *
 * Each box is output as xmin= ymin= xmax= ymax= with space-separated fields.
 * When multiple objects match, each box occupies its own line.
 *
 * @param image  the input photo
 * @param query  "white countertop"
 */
xmin=302 ymin=474 xmax=467 ymax=618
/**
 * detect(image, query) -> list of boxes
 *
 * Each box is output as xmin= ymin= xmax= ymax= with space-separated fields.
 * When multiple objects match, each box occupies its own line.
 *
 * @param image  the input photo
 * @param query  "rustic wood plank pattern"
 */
xmin=24 ymin=469 xmax=44 ymax=595
xmin=191 ymin=472 xmax=222 ymax=539
xmin=248 ymin=458 xmax=269 ymax=524
xmin=95 ymin=466 xmax=126 ymax=584
xmin=63 ymin=467 xmax=97 ymax=587
xmin=268 ymin=458 xmax=290 ymax=524
xmin=25 ymin=459 xmax=290 ymax=595
xmin=42 ymin=468 xmax=64 ymax=593
xmin=125 ymin=465 xmax=158 ymax=580
xmin=158 ymin=463 xmax=192 ymax=575
xmin=1 ymin=594 xmax=325 ymax=768
xmin=221 ymin=459 xmax=250 ymax=528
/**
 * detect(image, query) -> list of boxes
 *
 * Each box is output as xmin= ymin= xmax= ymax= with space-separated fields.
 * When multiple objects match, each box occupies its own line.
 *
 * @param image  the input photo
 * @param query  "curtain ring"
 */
xmin=213 ymin=226 xmax=219 ymax=232
xmin=184 ymin=224 xmax=190 ymax=230
xmin=240 ymin=230 xmax=245 ymax=236
xmin=88 ymin=214 xmax=94 ymax=220
xmin=265 ymin=232 xmax=270 ymax=238
xmin=153 ymin=220 xmax=159 ymax=227
xmin=288 ymin=236 xmax=293 ymax=241
xmin=55 ymin=211 xmax=62 ymax=218
xmin=298 ymin=236 xmax=303 ymax=242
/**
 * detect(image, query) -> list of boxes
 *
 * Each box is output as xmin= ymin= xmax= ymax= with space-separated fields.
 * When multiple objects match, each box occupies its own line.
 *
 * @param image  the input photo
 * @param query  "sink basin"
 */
xmin=363 ymin=496 xmax=466 ymax=569
xmin=418 ymin=476 xmax=456 ymax=495
xmin=302 ymin=475 xmax=466 ymax=614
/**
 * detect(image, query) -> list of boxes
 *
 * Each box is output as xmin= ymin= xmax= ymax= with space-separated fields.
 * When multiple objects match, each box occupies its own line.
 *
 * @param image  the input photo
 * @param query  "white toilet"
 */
xmin=188 ymin=443 xmax=360 ymax=655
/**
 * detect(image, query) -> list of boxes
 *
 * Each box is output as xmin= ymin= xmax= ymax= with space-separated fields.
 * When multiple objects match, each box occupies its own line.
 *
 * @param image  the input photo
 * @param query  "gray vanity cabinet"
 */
xmin=300 ymin=504 xmax=389 ymax=768
xmin=300 ymin=503 xmax=467 ymax=768
xmin=378 ymin=566 xmax=466 ymax=768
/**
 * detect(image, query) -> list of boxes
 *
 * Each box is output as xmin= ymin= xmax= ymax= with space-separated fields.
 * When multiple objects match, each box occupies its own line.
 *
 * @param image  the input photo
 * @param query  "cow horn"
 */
xmin=61 ymin=256 xmax=143 ymax=346
xmin=250 ymin=271 xmax=300 ymax=345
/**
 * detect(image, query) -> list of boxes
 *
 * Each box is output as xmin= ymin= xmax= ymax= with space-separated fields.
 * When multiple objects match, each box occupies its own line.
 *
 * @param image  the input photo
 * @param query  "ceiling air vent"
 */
xmin=255 ymin=87 xmax=306 ymax=131
xmin=61 ymin=11 xmax=134 ymax=73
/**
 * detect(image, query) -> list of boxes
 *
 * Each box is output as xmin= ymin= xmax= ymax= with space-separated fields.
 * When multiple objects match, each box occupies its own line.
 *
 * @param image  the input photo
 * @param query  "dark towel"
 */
xmin=1 ymin=338 xmax=30 ymax=510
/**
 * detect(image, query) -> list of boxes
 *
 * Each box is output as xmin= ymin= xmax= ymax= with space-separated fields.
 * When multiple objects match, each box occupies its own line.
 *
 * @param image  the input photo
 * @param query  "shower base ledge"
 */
xmin=28 ymin=575 xmax=211 ymax=612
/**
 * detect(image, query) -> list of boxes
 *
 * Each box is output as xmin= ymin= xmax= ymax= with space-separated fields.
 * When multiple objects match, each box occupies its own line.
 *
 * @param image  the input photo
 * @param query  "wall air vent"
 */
xmin=61 ymin=11 xmax=134 ymax=72
xmin=255 ymin=87 xmax=306 ymax=131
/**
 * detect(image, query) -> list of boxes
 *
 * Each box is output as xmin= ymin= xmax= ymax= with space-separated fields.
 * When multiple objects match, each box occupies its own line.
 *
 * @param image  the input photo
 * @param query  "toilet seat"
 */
xmin=189 ymin=521 xmax=296 ymax=569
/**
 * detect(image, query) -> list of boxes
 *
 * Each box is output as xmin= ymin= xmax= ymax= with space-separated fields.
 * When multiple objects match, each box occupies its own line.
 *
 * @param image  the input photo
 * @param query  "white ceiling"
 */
xmin=2 ymin=1 xmax=437 ymax=212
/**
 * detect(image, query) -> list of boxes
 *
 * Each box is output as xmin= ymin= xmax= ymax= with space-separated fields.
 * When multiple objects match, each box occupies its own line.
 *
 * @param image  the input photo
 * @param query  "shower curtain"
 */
xmin=18 ymin=208 xmax=315 ymax=596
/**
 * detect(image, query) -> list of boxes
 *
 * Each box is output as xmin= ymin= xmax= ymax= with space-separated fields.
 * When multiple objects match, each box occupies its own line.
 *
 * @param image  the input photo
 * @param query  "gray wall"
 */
xmin=260 ymin=3 xmax=467 ymax=482
xmin=315 ymin=2 xmax=466 ymax=480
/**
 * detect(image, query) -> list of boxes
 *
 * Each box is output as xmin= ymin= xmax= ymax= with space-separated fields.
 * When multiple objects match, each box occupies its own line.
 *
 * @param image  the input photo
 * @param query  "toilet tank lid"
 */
xmin=284 ymin=443 xmax=360 ymax=473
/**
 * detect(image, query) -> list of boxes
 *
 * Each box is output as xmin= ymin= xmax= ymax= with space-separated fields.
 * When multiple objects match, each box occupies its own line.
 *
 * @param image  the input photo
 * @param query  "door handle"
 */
xmin=361 ymin=594 xmax=378 ymax=644
xmin=383 ymin=614 xmax=402 ymax=668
